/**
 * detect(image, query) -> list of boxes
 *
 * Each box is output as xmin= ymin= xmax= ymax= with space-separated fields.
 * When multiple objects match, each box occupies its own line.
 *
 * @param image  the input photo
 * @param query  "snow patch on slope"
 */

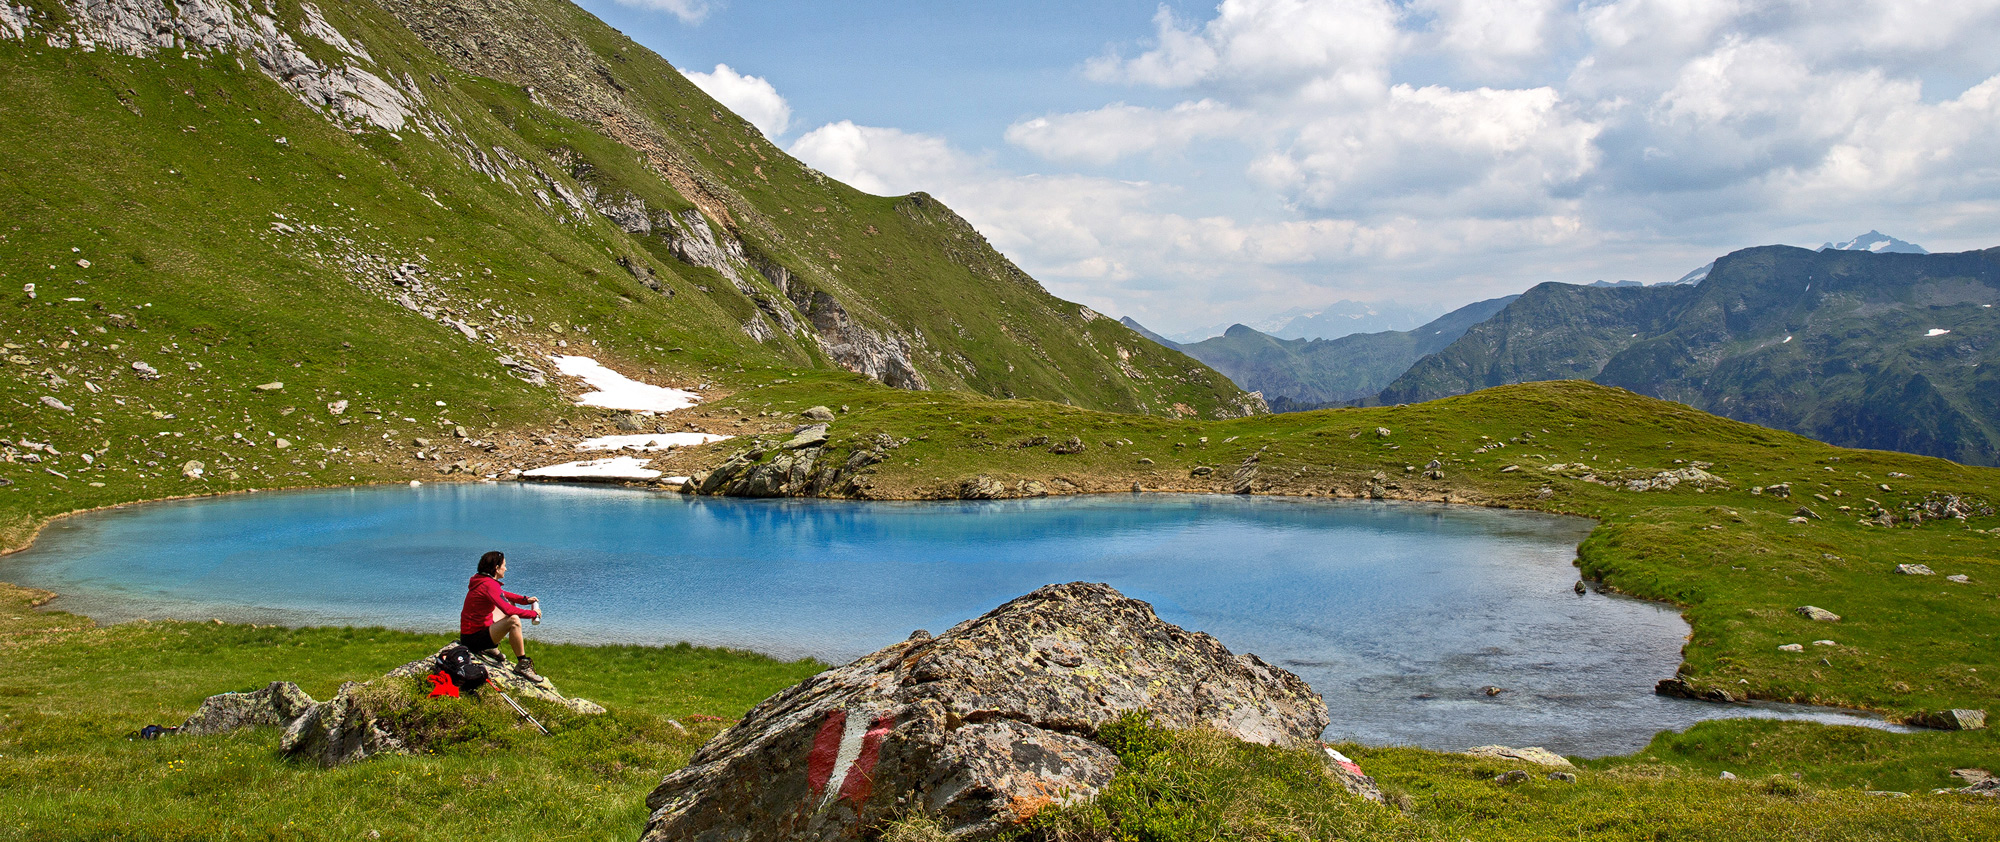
xmin=551 ymin=355 xmax=701 ymax=413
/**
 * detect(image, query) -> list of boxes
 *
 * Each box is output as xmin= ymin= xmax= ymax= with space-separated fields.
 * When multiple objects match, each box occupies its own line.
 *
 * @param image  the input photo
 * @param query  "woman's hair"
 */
xmin=477 ymin=551 xmax=506 ymax=576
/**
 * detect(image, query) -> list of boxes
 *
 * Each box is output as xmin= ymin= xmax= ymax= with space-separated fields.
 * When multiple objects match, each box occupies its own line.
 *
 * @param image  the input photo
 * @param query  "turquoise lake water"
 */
xmin=0 ymin=483 xmax=1903 ymax=755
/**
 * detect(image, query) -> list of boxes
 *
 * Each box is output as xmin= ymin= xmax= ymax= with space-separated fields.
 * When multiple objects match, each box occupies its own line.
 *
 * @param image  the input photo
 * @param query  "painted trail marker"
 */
xmin=806 ymin=708 xmax=895 ymax=809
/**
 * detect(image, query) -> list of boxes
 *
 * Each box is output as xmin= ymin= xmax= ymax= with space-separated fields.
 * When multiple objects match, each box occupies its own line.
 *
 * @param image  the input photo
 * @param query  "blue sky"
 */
xmin=578 ymin=1 xmax=2000 ymax=336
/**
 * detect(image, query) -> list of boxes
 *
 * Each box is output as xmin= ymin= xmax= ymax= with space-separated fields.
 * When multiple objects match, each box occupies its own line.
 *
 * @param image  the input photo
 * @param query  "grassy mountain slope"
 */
xmin=1379 ymin=246 xmax=2000 ymax=464
xmin=1147 ymin=295 xmax=1519 ymax=408
xmin=0 ymin=0 xmax=1253 ymax=542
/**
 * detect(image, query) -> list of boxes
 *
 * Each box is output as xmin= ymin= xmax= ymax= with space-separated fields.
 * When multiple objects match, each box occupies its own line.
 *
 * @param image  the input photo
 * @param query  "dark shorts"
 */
xmin=458 ymin=628 xmax=495 ymax=651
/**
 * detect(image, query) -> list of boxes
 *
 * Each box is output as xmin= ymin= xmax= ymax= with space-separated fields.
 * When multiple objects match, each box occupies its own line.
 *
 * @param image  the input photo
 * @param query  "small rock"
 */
xmin=1546 ymin=771 xmax=1577 ymax=783
xmin=1894 ymin=564 xmax=1935 ymax=576
xmin=1947 ymin=575 xmax=1970 ymax=583
xmin=255 ymin=382 xmax=284 ymax=391
xmin=1500 ymin=465 xmax=1521 ymax=473
xmin=326 ymin=400 xmax=348 ymax=416
xmin=1464 ymin=745 xmax=1573 ymax=768
xmin=782 ymin=423 xmax=829 ymax=450
xmin=39 ymin=396 xmax=73 ymax=412
xmin=1720 ymin=771 xmax=1737 ymax=780
xmin=1048 ymin=436 xmax=1086 ymax=455
xmin=1494 ymin=770 xmax=1530 ymax=785
xmin=1813 ymin=639 xmax=1837 ymax=647
xmin=1796 ymin=605 xmax=1841 ymax=622
xmin=1481 ymin=686 xmax=1506 ymax=696
xmin=1190 ymin=466 xmax=1214 ymax=477
xmin=1375 ymin=427 xmax=1392 ymax=438
xmin=131 ymin=361 xmax=160 ymax=379
xmin=274 ymin=439 xmax=291 ymax=450
xmin=1137 ymin=457 xmax=1154 ymax=465
xmin=413 ymin=438 xmax=431 ymax=448
xmin=1766 ymin=482 xmax=1792 ymax=498
xmin=181 ymin=460 xmax=205 ymax=480
xmin=1788 ymin=516 xmax=1810 ymax=524
xmin=1778 ymin=643 xmax=1804 ymax=652
xmin=1794 ymin=506 xmax=1820 ymax=520
xmin=801 ymin=405 xmax=836 ymax=421
xmin=1911 ymin=709 xmax=1987 ymax=731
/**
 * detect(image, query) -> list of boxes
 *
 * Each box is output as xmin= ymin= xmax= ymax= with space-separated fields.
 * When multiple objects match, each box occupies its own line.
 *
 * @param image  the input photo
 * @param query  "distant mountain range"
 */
xmin=1126 ymin=233 xmax=2000 ymax=465
xmin=1378 ymin=244 xmax=2000 ymax=465
xmin=1669 ymin=230 xmax=1927 ymax=287
xmin=1124 ymin=294 xmax=1519 ymax=408
xmin=1156 ymin=300 xmax=1437 ymax=344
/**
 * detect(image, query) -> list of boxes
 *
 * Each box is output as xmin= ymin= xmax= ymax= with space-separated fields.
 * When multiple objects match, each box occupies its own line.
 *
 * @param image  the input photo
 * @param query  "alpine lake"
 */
xmin=0 ymin=482 xmax=1909 ymax=756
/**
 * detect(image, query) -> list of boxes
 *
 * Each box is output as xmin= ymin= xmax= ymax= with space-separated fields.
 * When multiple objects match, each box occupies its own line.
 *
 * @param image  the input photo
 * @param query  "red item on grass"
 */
xmin=426 ymin=671 xmax=461 ymax=698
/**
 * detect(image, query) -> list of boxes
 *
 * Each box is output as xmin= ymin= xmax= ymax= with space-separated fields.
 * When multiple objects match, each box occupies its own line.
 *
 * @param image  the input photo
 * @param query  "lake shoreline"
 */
xmin=2 ymin=481 xmax=1935 ymax=753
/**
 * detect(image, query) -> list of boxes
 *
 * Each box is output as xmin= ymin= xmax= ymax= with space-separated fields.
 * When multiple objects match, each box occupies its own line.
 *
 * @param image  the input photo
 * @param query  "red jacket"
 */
xmin=461 ymin=574 xmax=538 ymax=634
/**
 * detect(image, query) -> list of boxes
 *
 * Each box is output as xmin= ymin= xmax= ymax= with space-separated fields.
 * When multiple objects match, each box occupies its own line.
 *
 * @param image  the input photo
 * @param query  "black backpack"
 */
xmin=436 ymin=645 xmax=490 ymax=692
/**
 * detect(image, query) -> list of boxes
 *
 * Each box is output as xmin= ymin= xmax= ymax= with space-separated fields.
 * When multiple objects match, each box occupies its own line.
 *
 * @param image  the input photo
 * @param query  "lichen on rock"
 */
xmin=640 ymin=582 xmax=1336 ymax=841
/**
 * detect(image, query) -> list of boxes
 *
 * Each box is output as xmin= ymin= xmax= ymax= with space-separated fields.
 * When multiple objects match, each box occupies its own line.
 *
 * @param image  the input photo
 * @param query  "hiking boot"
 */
xmin=513 ymin=656 xmax=543 ymax=683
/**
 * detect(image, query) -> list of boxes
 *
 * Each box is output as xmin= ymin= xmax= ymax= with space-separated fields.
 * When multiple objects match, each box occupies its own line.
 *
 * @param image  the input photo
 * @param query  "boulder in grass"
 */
xmin=1796 ymin=605 xmax=1841 ymax=622
xmin=1894 ymin=564 xmax=1935 ymax=576
xmin=1910 ymin=709 xmax=1987 ymax=731
xmin=801 ymin=406 xmax=836 ymax=422
xmin=1464 ymin=745 xmax=1574 ymax=767
xmin=178 ymin=681 xmax=318 ymax=736
xmin=276 ymin=646 xmax=605 ymax=767
xmin=641 ymin=582 xmax=1343 ymax=842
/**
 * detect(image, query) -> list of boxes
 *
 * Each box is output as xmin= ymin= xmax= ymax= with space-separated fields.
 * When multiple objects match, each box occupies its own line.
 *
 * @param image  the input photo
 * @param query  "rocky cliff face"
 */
xmin=641 ymin=582 xmax=1335 ymax=841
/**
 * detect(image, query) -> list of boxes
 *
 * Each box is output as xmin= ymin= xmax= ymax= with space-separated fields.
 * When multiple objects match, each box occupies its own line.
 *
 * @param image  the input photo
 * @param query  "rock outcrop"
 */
xmin=641 ymin=582 xmax=1336 ymax=841
xmin=178 ymin=681 xmax=318 ymax=736
xmin=175 ymin=646 xmax=604 ymax=766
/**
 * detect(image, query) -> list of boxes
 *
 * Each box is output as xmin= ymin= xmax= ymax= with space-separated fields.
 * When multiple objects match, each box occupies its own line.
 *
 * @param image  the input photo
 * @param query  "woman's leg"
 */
xmin=488 ymin=614 xmax=526 ymax=658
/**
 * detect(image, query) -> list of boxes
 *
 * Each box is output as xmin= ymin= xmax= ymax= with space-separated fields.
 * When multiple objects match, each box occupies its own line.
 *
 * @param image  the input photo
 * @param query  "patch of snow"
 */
xmin=551 ymin=355 xmax=700 ymax=413
xmin=522 ymin=456 xmax=661 ymax=480
xmin=578 ymin=432 xmax=731 ymax=452
xmin=1783 ymin=336 xmax=1793 ymax=343
xmin=1926 ymin=328 xmax=1952 ymax=337
xmin=662 ymin=476 xmax=692 ymax=486
xmin=1819 ymin=231 xmax=1927 ymax=254
xmin=1668 ymin=262 xmax=1711 ymax=285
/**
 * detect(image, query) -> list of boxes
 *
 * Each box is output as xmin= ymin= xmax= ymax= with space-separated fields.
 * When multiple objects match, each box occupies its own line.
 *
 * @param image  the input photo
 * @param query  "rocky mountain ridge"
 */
xmin=1379 ymin=245 xmax=2000 ymax=464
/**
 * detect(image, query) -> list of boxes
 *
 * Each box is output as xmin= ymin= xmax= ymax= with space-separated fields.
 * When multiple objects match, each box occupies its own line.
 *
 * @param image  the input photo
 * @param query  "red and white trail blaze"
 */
xmin=806 ymin=709 xmax=896 ymax=809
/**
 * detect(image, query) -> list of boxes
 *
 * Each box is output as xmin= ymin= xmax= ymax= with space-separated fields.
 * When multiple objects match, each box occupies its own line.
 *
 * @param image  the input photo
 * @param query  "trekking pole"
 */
xmin=493 ymin=687 xmax=551 ymax=736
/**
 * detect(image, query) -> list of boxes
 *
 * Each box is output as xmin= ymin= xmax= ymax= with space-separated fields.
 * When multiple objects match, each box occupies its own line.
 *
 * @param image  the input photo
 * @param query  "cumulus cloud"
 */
xmin=681 ymin=64 xmax=791 ymax=138
xmin=1004 ymin=100 xmax=1249 ymax=165
xmin=781 ymin=1 xmax=2000 ymax=332
xmin=610 ymin=0 xmax=712 ymax=25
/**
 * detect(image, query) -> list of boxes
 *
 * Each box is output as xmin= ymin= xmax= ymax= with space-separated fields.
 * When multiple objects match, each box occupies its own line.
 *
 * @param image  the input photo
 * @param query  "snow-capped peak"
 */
xmin=1818 ymin=231 xmax=1927 ymax=254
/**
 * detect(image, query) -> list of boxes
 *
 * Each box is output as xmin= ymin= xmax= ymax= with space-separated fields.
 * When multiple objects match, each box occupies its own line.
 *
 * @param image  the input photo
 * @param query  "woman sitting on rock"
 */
xmin=459 ymin=550 xmax=542 ymax=682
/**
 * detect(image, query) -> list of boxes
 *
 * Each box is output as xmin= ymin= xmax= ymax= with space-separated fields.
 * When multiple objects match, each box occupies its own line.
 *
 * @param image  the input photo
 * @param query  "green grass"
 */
xmin=0 ymin=583 xmax=823 ymax=840
xmin=999 ymin=713 xmax=1999 ymax=842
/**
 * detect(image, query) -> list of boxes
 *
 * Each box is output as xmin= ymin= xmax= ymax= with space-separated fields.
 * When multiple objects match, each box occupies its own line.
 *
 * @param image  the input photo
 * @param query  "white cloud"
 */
xmin=1004 ymin=100 xmax=1248 ymax=165
xmin=681 ymin=64 xmax=791 ymax=138
xmin=770 ymin=1 xmax=2000 ymax=333
xmin=1420 ymin=0 xmax=1564 ymax=71
xmin=1256 ymin=84 xmax=1601 ymax=215
xmin=1088 ymin=0 xmax=1402 ymax=93
xmin=610 ymin=0 xmax=712 ymax=25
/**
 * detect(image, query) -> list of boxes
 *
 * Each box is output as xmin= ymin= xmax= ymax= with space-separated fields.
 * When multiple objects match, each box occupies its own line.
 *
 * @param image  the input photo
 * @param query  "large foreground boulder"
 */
xmin=641 ymin=582 xmax=1334 ymax=841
